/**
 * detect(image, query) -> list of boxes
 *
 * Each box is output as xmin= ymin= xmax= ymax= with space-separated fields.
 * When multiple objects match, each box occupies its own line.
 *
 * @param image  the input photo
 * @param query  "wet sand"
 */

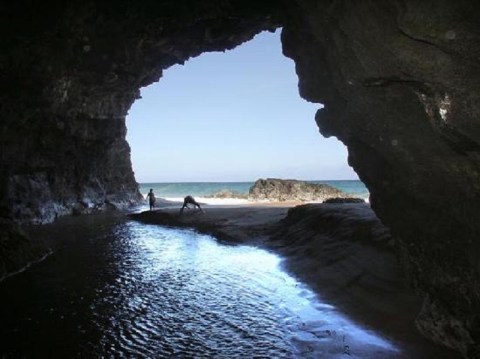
xmin=130 ymin=202 xmax=461 ymax=358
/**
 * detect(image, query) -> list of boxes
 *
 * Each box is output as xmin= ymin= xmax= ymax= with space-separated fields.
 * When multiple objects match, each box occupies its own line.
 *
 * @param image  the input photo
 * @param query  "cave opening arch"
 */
xmin=1 ymin=1 xmax=480 ymax=356
xmin=125 ymin=30 xmax=359 ymax=189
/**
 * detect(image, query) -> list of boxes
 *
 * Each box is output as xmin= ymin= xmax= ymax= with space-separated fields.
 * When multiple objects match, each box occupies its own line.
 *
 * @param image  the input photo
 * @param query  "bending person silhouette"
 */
xmin=180 ymin=195 xmax=203 ymax=214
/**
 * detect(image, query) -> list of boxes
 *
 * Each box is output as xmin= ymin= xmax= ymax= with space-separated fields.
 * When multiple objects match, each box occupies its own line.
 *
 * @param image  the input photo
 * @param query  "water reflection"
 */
xmin=0 ymin=215 xmax=399 ymax=358
xmin=92 ymin=221 xmax=398 ymax=358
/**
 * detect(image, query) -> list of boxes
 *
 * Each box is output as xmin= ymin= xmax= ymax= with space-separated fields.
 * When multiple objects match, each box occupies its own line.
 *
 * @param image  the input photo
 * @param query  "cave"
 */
xmin=1 ymin=1 xmax=479 ymax=357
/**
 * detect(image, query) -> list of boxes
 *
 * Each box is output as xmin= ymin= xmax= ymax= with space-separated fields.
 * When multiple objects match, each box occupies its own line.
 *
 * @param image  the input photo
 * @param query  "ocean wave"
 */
xmin=140 ymin=194 xmax=368 ymax=206
xmin=165 ymin=197 xmax=250 ymax=205
xmin=205 ymin=190 xmax=248 ymax=199
xmin=140 ymin=180 xmax=369 ymax=205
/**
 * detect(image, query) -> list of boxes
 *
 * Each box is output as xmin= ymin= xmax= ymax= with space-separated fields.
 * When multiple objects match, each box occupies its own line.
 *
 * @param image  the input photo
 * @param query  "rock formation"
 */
xmin=1 ymin=1 xmax=480 ymax=356
xmin=281 ymin=2 xmax=480 ymax=356
xmin=248 ymin=178 xmax=346 ymax=202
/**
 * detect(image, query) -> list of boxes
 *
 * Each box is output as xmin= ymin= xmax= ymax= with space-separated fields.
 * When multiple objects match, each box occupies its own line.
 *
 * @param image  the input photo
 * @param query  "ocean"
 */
xmin=139 ymin=180 xmax=369 ymax=204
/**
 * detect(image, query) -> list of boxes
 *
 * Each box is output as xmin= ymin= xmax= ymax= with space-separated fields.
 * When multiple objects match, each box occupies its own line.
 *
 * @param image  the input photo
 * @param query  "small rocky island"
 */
xmin=248 ymin=178 xmax=349 ymax=202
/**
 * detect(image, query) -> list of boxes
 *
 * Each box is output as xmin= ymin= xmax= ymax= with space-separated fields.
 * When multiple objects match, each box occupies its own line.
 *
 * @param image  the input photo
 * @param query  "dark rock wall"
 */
xmin=3 ymin=113 xmax=138 ymax=223
xmin=2 ymin=0 xmax=480 ymax=356
xmin=281 ymin=1 xmax=480 ymax=356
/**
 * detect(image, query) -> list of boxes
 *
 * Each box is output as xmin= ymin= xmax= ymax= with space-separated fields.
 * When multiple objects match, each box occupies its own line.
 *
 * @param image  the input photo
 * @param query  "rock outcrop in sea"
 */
xmin=248 ymin=178 xmax=347 ymax=202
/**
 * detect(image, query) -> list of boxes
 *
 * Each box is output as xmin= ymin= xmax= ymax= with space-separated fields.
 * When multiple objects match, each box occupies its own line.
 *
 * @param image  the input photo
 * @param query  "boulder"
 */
xmin=248 ymin=178 xmax=346 ymax=202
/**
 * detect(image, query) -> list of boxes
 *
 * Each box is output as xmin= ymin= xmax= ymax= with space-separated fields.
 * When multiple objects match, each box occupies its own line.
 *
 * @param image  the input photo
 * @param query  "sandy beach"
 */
xmin=130 ymin=202 xmax=459 ymax=358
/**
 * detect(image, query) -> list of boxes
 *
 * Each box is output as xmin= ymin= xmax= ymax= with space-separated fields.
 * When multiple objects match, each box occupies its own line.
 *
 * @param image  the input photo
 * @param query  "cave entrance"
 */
xmin=126 ymin=30 xmax=363 ymax=201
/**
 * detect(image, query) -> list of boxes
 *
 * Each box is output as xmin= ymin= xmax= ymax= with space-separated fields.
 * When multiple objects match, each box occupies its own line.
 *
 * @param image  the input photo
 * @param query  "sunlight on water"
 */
xmin=98 ymin=221 xmax=399 ymax=358
xmin=0 ymin=214 xmax=399 ymax=358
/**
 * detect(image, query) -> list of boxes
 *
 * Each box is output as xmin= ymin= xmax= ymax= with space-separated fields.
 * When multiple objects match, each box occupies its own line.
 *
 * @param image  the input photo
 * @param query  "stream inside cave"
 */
xmin=0 ymin=212 xmax=399 ymax=358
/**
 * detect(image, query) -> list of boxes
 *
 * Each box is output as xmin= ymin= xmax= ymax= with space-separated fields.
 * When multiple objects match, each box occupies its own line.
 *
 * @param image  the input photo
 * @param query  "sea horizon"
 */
xmin=138 ymin=179 xmax=369 ymax=204
xmin=139 ymin=178 xmax=361 ymax=183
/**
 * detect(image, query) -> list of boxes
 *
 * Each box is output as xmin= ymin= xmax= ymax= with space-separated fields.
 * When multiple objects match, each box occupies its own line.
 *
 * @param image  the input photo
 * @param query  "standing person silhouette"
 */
xmin=147 ymin=188 xmax=156 ymax=210
xmin=180 ymin=195 xmax=203 ymax=214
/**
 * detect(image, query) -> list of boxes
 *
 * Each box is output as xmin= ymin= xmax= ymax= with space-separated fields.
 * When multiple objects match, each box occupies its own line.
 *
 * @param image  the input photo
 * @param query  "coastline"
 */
xmin=138 ymin=179 xmax=371 ymax=204
xmin=130 ymin=202 xmax=459 ymax=358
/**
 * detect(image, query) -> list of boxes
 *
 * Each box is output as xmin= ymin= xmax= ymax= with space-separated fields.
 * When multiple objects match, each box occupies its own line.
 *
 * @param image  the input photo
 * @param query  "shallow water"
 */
xmin=0 ymin=213 xmax=398 ymax=358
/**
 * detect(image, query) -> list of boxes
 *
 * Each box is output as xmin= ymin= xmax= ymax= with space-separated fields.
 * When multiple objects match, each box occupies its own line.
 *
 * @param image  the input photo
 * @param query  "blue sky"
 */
xmin=126 ymin=29 xmax=358 ymax=183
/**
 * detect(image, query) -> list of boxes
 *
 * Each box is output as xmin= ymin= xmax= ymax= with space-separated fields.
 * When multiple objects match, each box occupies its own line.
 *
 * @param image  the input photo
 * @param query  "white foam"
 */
xmin=165 ymin=197 xmax=250 ymax=205
xmin=141 ymin=193 xmax=369 ymax=206
xmin=141 ymin=193 xmax=251 ymax=205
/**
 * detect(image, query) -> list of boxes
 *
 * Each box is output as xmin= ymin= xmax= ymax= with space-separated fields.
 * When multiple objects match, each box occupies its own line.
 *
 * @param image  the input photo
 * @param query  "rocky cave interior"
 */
xmin=1 ymin=1 xmax=479 ymax=357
